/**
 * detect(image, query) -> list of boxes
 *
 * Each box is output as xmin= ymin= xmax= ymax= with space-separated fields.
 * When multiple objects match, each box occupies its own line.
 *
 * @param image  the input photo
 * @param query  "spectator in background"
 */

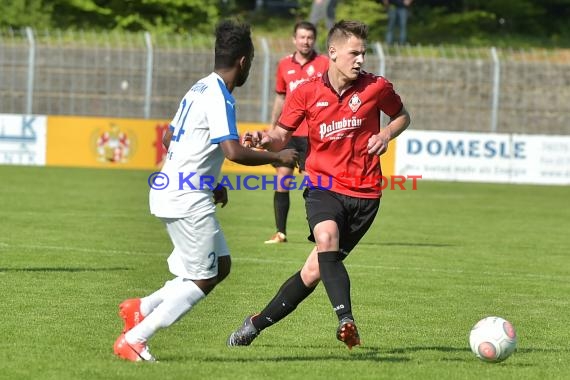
xmin=384 ymin=0 xmax=413 ymax=45
xmin=310 ymin=0 xmax=339 ymax=31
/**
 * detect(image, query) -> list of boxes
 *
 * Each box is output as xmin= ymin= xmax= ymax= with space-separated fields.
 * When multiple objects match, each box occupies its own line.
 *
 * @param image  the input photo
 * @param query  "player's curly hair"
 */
xmin=327 ymin=20 xmax=369 ymax=48
xmin=214 ymin=20 xmax=254 ymax=69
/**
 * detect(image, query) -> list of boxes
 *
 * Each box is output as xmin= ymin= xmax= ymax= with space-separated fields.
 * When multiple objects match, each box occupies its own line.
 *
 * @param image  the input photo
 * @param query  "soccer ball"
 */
xmin=469 ymin=316 xmax=517 ymax=362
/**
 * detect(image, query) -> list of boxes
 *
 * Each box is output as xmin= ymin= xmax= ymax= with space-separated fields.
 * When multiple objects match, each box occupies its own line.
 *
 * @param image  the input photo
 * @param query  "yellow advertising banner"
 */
xmin=45 ymin=117 xmax=395 ymax=176
xmin=382 ymin=139 xmax=397 ymax=177
xmin=46 ymin=116 xmax=169 ymax=169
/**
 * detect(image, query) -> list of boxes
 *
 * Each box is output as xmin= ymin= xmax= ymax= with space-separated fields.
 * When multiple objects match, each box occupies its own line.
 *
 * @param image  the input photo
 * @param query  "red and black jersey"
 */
xmin=278 ymin=71 xmax=403 ymax=198
xmin=275 ymin=51 xmax=329 ymax=136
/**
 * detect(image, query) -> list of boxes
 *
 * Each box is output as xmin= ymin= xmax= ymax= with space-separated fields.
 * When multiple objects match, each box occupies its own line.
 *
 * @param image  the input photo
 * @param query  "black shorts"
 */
xmin=272 ymin=136 xmax=308 ymax=172
xmin=303 ymin=188 xmax=380 ymax=256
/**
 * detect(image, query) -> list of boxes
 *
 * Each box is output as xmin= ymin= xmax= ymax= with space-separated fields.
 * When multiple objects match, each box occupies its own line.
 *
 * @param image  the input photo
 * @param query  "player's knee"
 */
xmin=314 ymin=230 xmax=338 ymax=250
xmin=217 ymin=268 xmax=230 ymax=283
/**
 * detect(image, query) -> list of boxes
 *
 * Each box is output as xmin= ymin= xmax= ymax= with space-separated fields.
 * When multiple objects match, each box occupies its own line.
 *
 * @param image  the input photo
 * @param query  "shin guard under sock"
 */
xmin=318 ymin=251 xmax=353 ymax=321
xmin=253 ymin=271 xmax=315 ymax=330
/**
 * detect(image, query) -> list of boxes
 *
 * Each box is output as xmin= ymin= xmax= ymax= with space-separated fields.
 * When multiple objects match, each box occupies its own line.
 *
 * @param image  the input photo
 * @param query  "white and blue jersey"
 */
xmin=150 ymin=72 xmax=239 ymax=218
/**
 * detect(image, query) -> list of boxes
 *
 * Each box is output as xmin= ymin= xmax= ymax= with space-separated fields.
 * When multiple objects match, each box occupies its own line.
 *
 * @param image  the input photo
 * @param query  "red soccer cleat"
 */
xmin=119 ymin=298 xmax=144 ymax=333
xmin=113 ymin=333 xmax=155 ymax=362
xmin=337 ymin=318 xmax=361 ymax=350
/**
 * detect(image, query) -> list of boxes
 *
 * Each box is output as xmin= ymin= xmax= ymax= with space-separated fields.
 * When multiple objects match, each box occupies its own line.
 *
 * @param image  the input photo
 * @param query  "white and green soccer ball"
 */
xmin=469 ymin=316 xmax=517 ymax=363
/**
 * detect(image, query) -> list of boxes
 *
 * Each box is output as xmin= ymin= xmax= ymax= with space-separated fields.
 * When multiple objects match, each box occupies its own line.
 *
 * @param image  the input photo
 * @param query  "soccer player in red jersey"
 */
xmin=228 ymin=20 xmax=410 ymax=349
xmin=265 ymin=21 xmax=329 ymax=244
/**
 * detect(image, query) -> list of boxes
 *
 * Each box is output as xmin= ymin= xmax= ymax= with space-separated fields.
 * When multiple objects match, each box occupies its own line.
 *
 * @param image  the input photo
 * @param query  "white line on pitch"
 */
xmin=1 ymin=242 xmax=568 ymax=282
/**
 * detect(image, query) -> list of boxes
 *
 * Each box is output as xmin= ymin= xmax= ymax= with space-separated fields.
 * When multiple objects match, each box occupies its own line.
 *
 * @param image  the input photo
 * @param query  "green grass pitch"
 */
xmin=0 ymin=165 xmax=569 ymax=379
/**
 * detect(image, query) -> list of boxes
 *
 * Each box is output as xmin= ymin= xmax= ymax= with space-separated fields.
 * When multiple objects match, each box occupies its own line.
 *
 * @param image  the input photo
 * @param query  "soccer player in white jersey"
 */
xmin=113 ymin=20 xmax=298 ymax=362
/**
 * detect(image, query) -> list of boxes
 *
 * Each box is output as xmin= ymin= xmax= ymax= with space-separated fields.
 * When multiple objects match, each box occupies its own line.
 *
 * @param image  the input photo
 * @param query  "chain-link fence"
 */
xmin=1 ymin=28 xmax=569 ymax=134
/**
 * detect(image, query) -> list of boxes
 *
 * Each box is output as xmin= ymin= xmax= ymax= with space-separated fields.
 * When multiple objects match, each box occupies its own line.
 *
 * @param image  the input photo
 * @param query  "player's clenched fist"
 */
xmin=240 ymin=132 xmax=260 ymax=148
xmin=240 ymin=133 xmax=254 ymax=148
xmin=240 ymin=131 xmax=268 ymax=149
xmin=367 ymin=132 xmax=390 ymax=156
xmin=240 ymin=133 xmax=257 ymax=147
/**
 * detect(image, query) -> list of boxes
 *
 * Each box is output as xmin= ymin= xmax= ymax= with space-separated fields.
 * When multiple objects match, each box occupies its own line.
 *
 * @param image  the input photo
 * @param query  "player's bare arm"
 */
xmin=220 ymin=138 xmax=297 ymax=166
xmin=367 ymin=106 xmax=411 ymax=156
xmin=267 ymin=125 xmax=293 ymax=152
xmin=162 ymin=128 xmax=174 ymax=149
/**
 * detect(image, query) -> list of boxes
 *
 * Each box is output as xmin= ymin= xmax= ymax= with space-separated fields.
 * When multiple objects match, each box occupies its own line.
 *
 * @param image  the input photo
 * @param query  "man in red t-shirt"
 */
xmin=265 ymin=21 xmax=329 ymax=244
xmin=228 ymin=20 xmax=410 ymax=349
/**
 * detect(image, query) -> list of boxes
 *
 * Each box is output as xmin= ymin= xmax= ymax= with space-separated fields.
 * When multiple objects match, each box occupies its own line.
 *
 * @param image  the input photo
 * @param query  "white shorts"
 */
xmin=161 ymin=210 xmax=230 ymax=280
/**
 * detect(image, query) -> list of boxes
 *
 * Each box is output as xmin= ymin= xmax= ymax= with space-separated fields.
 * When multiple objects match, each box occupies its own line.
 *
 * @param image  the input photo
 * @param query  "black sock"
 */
xmin=318 ymin=251 xmax=353 ymax=321
xmin=252 ymin=271 xmax=316 ymax=331
xmin=274 ymin=191 xmax=290 ymax=234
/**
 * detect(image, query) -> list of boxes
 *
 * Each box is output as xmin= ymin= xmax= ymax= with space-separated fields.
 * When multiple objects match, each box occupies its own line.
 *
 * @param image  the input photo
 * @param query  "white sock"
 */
xmin=126 ymin=278 xmax=205 ymax=344
xmin=139 ymin=278 xmax=180 ymax=316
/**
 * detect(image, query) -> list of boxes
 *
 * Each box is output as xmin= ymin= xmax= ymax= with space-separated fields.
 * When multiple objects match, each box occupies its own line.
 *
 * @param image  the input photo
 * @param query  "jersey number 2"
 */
xmin=207 ymin=252 xmax=217 ymax=270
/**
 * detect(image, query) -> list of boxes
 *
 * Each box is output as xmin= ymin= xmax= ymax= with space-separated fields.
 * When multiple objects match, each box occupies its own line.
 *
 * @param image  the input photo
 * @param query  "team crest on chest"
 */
xmin=306 ymin=65 xmax=315 ymax=77
xmin=348 ymin=93 xmax=362 ymax=113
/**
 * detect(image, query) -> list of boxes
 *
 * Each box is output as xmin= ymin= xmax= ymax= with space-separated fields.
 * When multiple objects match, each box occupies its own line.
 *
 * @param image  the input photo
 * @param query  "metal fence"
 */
xmin=1 ymin=28 xmax=569 ymax=134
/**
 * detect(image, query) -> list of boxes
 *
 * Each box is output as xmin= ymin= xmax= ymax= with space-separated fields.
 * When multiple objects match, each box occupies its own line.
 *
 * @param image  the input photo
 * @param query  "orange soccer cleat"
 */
xmin=264 ymin=232 xmax=287 ymax=244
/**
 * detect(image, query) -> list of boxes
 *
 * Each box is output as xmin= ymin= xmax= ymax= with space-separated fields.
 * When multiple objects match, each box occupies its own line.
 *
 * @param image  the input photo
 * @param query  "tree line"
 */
xmin=2 ymin=0 xmax=569 ymax=46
